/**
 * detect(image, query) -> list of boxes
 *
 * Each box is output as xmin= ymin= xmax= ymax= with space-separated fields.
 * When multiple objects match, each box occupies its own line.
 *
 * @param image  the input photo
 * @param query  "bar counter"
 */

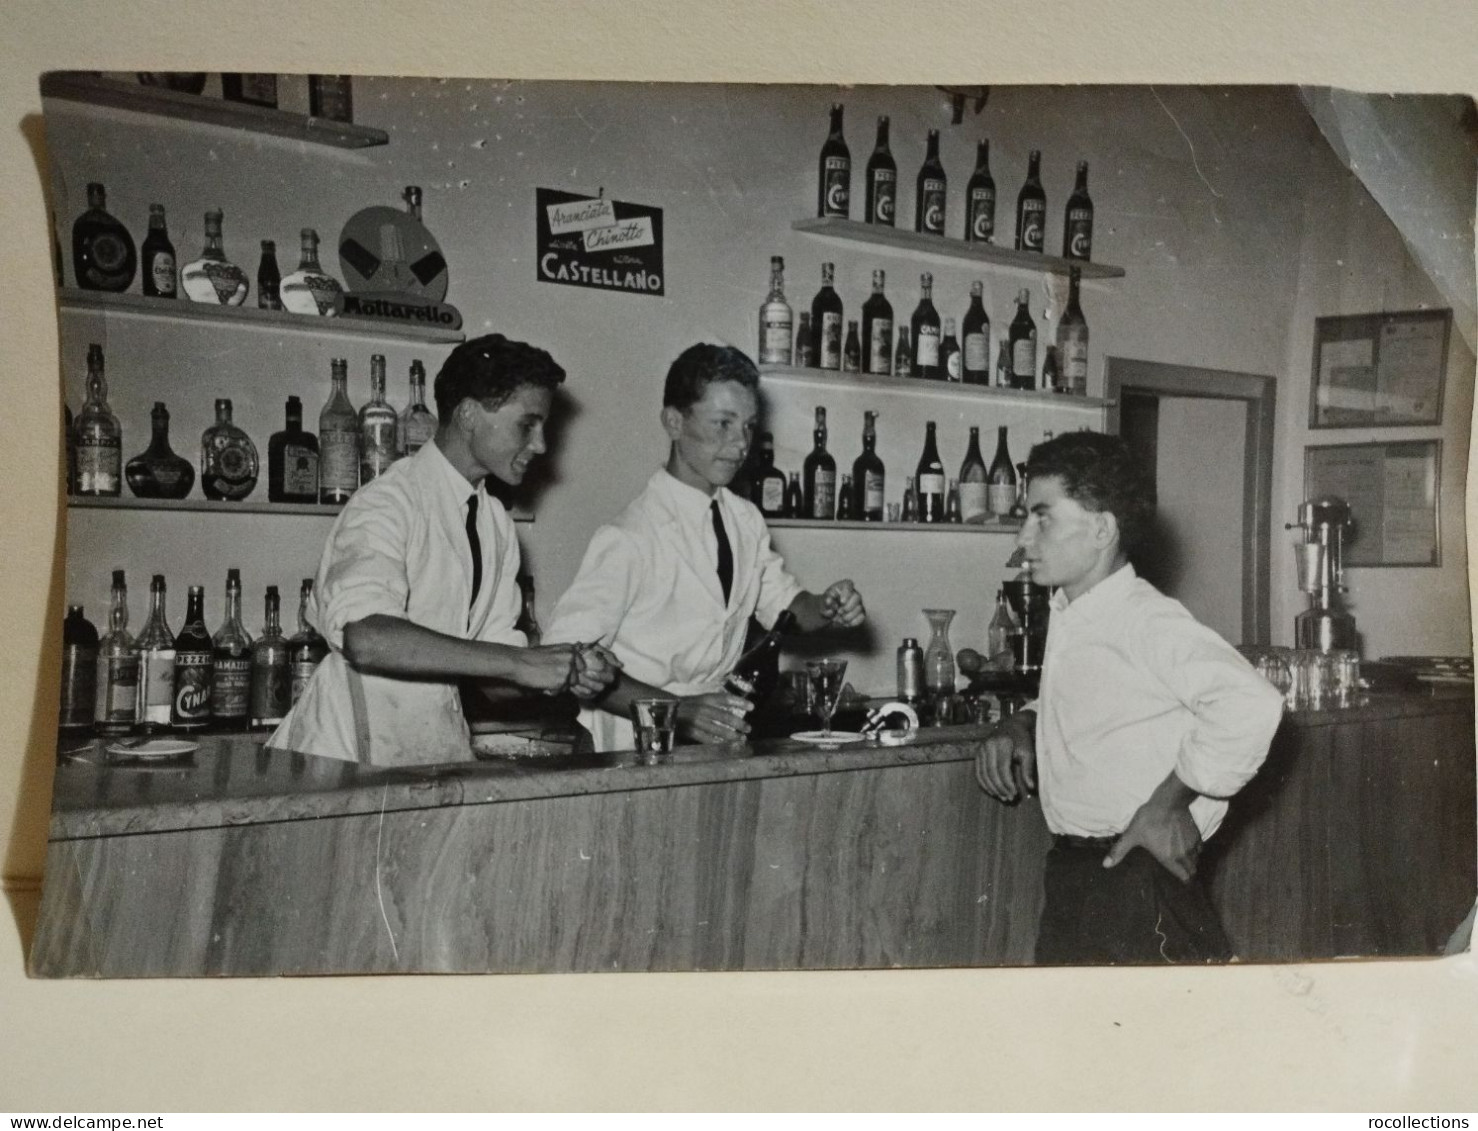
xmin=29 ymin=692 xmax=1475 ymax=976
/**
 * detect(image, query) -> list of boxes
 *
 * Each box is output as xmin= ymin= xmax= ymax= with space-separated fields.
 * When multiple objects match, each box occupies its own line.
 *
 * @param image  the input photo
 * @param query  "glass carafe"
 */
xmin=922 ymin=608 xmax=957 ymax=696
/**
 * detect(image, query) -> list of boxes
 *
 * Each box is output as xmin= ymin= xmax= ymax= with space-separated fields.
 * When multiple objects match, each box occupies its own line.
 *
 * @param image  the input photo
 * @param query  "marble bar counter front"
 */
xmin=29 ymin=692 xmax=1477 ymax=977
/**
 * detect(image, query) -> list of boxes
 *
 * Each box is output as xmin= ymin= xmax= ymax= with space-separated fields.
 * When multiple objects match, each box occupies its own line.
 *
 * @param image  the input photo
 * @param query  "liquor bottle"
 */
xmin=136 ymin=574 xmax=176 ymax=734
xmin=257 ymin=240 xmax=282 ymax=311
xmin=802 ymin=407 xmax=837 ymax=520
xmin=900 ymin=475 xmax=918 ymax=522
xmin=248 ymin=585 xmax=288 ymax=727
xmin=399 ymin=360 xmax=438 ymax=457
xmin=783 ymin=471 xmax=803 ymax=518
xmin=222 ymin=73 xmax=278 ymax=108
xmin=139 ymin=203 xmax=177 ymax=298
xmin=1011 ymin=463 xmax=1030 ymax=520
xmin=94 ymin=570 xmax=139 ymax=737
xmin=210 ymin=569 xmax=253 ymax=731
xmin=72 ymin=182 xmax=137 ymax=292
xmin=894 ymin=326 xmax=913 ymax=379
xmin=811 ymin=262 xmax=844 ymax=370
xmin=945 ymin=479 xmax=962 ymax=523
xmin=816 ymin=103 xmax=851 ymax=219
xmin=280 ymin=228 xmax=344 ymax=317
xmin=171 ymin=585 xmax=212 ymax=732
xmin=836 ymin=473 xmax=856 ymax=520
xmin=750 ymin=432 xmax=788 ymax=518
xmin=864 ymin=115 xmax=897 ymax=226
xmin=964 ymin=139 xmax=996 ymax=243
xmin=287 ymin=579 xmax=328 ymax=705
xmin=958 ymin=425 xmax=990 ymax=524
xmin=910 ymin=272 xmax=942 ymax=380
xmin=318 ymin=359 xmax=359 ymax=504
xmin=1015 ymin=149 xmax=1047 ymax=253
xmin=1042 ymin=346 xmax=1060 ymax=393
xmin=359 ymin=354 xmax=399 ymax=484
xmin=1008 ymin=289 xmax=1038 ymax=390
xmin=915 ymin=421 xmax=946 ymax=523
xmin=75 ymin=344 xmax=121 ymax=497
xmin=267 ymin=396 xmax=320 ymax=503
xmin=842 ymin=321 xmax=861 ymax=373
xmin=994 ymin=333 xmax=1010 ymax=388
xmin=940 ymin=317 xmax=962 ymax=382
xmin=1055 ymin=266 xmax=1090 ymax=395
xmin=308 ymin=75 xmax=354 ymax=122
xmin=988 ymin=426 xmax=1017 ymax=518
xmin=125 ymin=401 xmax=195 ymax=499
xmin=914 ymin=128 xmax=947 ymax=236
xmin=852 ymin=410 xmax=885 ymax=522
xmin=200 ymin=399 xmax=260 ymax=500
xmin=961 ymin=281 xmax=990 ymax=384
xmin=59 ymin=605 xmax=99 ymax=735
xmin=757 ymin=256 xmax=793 ymax=365
xmin=181 ymin=209 xmax=249 ymax=305
xmin=794 ymin=313 xmax=815 ymax=368
xmin=860 ymin=268 xmax=893 ymax=375
xmin=515 ymin=573 xmax=541 ymax=646
xmin=987 ymin=590 xmax=1019 ymax=666
xmin=1062 ymin=160 xmax=1094 ymax=260
xmin=723 ymin=610 xmax=798 ymax=704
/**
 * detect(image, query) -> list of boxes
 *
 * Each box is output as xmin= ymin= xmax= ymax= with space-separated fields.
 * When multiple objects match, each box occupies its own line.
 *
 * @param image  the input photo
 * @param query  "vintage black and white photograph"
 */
xmin=31 ymin=73 xmax=1477 ymax=977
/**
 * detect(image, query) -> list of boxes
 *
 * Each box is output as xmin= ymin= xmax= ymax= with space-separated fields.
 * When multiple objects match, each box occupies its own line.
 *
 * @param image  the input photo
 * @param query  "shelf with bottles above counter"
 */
xmin=759 ymin=365 xmax=1113 ymax=411
xmin=768 ymin=517 xmax=1021 ymax=535
xmin=65 ymin=495 xmax=535 ymax=522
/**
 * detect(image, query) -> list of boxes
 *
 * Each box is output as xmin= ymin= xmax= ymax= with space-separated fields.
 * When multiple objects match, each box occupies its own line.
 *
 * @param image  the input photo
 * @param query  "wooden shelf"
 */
xmin=57 ymin=288 xmax=466 ymax=346
xmin=791 ymin=217 xmax=1126 ymax=280
xmin=760 ymin=365 xmax=1112 ymax=410
xmin=68 ymin=495 xmax=533 ymax=522
xmin=769 ymin=518 xmax=1021 ymax=534
xmin=41 ymin=73 xmax=389 ymax=149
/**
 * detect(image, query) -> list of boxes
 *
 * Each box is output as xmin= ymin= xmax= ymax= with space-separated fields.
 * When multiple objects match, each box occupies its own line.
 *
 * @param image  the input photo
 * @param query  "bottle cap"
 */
xmin=902 ymin=637 xmax=918 ymax=647
xmin=112 ymin=569 xmax=125 ymax=587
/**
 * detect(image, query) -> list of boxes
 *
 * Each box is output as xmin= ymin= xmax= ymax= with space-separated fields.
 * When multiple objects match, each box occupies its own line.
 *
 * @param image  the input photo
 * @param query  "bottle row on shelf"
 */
xmin=758 ymin=258 xmax=1090 ymax=394
xmin=66 ymin=344 xmax=437 ymax=505
xmin=128 ymin=72 xmax=355 ymax=121
xmin=816 ymin=104 xmax=1095 ymax=259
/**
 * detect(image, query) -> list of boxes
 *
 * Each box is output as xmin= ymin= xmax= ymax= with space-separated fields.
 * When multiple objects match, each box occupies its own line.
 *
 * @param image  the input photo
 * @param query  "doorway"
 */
xmin=1106 ymin=358 xmax=1277 ymax=646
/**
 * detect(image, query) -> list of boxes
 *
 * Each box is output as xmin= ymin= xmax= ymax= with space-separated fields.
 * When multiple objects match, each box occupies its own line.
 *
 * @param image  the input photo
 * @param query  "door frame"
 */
xmin=1104 ymin=357 xmax=1277 ymax=645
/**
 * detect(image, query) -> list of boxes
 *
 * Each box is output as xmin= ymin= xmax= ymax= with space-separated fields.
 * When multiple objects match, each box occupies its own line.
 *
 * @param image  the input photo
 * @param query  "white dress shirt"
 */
xmin=545 ymin=468 xmax=802 ymax=751
xmin=1034 ymin=563 xmax=1285 ymax=841
xmin=268 ymin=441 xmax=526 ymax=765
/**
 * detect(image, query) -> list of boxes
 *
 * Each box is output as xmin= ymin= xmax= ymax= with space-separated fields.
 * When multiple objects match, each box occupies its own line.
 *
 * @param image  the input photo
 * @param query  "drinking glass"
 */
xmin=629 ymin=698 xmax=679 ymax=763
xmin=805 ymin=658 xmax=848 ymax=737
xmin=1332 ymin=649 xmax=1360 ymax=707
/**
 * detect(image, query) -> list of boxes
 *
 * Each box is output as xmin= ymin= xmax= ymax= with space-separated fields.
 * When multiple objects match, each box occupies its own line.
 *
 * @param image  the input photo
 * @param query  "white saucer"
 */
xmin=789 ymin=730 xmax=865 ymax=747
xmin=106 ymin=738 xmax=199 ymax=761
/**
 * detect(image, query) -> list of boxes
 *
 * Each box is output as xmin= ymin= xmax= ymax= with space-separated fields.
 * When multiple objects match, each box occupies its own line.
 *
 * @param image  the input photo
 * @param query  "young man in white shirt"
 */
xmin=545 ymin=343 xmax=867 ymax=753
xmin=270 ymin=334 xmax=618 ymax=766
xmin=975 ymin=431 xmax=1284 ymax=964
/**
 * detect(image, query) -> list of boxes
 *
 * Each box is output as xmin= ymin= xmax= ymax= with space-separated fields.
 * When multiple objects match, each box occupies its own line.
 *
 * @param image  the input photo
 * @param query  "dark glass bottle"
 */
xmin=783 ymin=471 xmax=803 ymax=519
xmin=961 ymin=280 xmax=990 ymax=384
xmin=893 ymin=327 xmax=912 ymax=379
xmin=200 ymin=398 xmax=260 ymax=500
xmin=269 ymin=395 xmax=320 ymax=503
xmin=842 ymin=321 xmax=861 ymax=373
xmin=222 ymin=73 xmax=278 ymax=108
xmin=59 ymin=605 xmax=99 ymax=735
xmin=1015 ymin=149 xmax=1046 ymax=252
xmin=257 ymin=239 xmax=282 ymax=311
xmin=914 ymin=128 xmax=947 ymax=236
xmin=852 ymin=410 xmax=885 ymax=522
xmin=1055 ymin=267 xmax=1090 ymax=395
xmin=72 ymin=182 xmax=137 ymax=292
xmin=63 ymin=403 xmax=75 ymax=495
xmin=945 ymin=479 xmax=962 ymax=523
xmin=910 ymin=272 xmax=942 ymax=380
xmin=915 ymin=421 xmax=946 ymax=523
xmin=836 ymin=474 xmax=856 ymax=521
xmin=1008 ymin=288 xmax=1038 ymax=390
xmin=94 ymin=570 xmax=139 ymax=737
xmin=1041 ymin=346 xmax=1060 ymax=393
xmin=958 ymin=425 xmax=989 ymax=524
xmin=811 ymin=262 xmax=844 ymax=371
xmin=864 ymin=115 xmax=897 ymax=226
xmin=308 ymin=75 xmax=354 ymax=122
xmin=724 ymin=610 xmax=798 ymax=704
xmin=210 ymin=569 xmax=253 ymax=731
xmin=817 ymin=103 xmax=851 ymax=219
xmin=861 ymin=268 xmax=893 ymax=375
xmin=988 ymin=426 xmax=1018 ymax=519
xmin=125 ymin=401 xmax=195 ymax=499
xmin=794 ymin=312 xmax=816 ymax=368
xmin=1062 ymin=160 xmax=1094 ymax=260
xmin=964 ymin=140 xmax=997 ymax=243
xmin=802 ymin=407 xmax=837 ymax=520
xmin=249 ymin=585 xmax=290 ymax=731
xmin=750 ymin=432 xmax=788 ymax=518
xmin=940 ymin=317 xmax=961 ymax=382
xmin=171 ymin=585 xmax=213 ymax=731
xmin=139 ymin=203 xmax=177 ymax=298
xmin=287 ymin=580 xmax=328 ymax=706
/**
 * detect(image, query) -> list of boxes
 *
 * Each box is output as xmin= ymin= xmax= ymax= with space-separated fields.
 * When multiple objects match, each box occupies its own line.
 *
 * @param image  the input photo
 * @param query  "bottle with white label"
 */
xmin=961 ymin=281 xmax=990 ymax=384
xmin=910 ymin=272 xmax=942 ymax=380
xmin=75 ymin=343 xmax=122 ymax=497
xmin=958 ymin=425 xmax=990 ymax=524
xmin=915 ymin=421 xmax=946 ymax=523
xmin=852 ymin=410 xmax=885 ymax=522
xmin=817 ymin=103 xmax=851 ymax=219
xmin=864 ymin=116 xmax=897 ymax=226
xmin=860 ymin=269 xmax=893 ymax=375
xmin=988 ymin=426 xmax=1018 ymax=518
xmin=1015 ymin=149 xmax=1046 ymax=253
xmin=941 ymin=317 xmax=961 ymax=382
xmin=914 ymin=129 xmax=947 ymax=236
xmin=965 ymin=140 xmax=996 ymax=243
xmin=94 ymin=570 xmax=139 ymax=737
xmin=811 ymin=262 xmax=844 ymax=371
xmin=1008 ymin=289 xmax=1038 ymax=390
xmin=318 ymin=358 xmax=359 ymax=504
xmin=757 ymin=256 xmax=793 ymax=365
xmin=1055 ymin=266 xmax=1090 ymax=395
xmin=802 ymin=407 xmax=837 ymax=520
xmin=136 ymin=574 xmax=177 ymax=733
xmin=399 ymin=360 xmax=438 ymax=456
xmin=280 ymin=227 xmax=344 ymax=317
xmin=358 ymin=354 xmax=399 ymax=484
xmin=181 ymin=210 xmax=249 ymax=306
xmin=1062 ymin=161 xmax=1094 ymax=260
xmin=210 ymin=568 xmax=253 ymax=731
xmin=750 ymin=432 xmax=787 ymax=518
xmin=140 ymin=203 xmax=177 ymax=298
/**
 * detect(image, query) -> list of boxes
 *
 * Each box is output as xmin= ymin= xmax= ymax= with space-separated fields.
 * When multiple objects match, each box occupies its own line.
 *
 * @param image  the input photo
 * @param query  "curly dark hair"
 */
xmin=663 ymin=343 xmax=760 ymax=411
xmin=433 ymin=333 xmax=565 ymax=419
xmin=1024 ymin=431 xmax=1156 ymax=554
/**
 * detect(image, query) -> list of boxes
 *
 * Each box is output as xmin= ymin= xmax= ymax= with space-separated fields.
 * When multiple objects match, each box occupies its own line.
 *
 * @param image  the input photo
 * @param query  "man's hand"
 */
xmin=1105 ymin=770 xmax=1202 ymax=881
xmin=514 ymin=644 xmax=619 ymax=696
xmin=820 ymin=580 xmax=866 ymax=627
xmin=974 ymin=710 xmax=1037 ymax=803
xmin=674 ymin=691 xmax=753 ymax=745
xmin=568 ymin=643 xmax=622 ymax=700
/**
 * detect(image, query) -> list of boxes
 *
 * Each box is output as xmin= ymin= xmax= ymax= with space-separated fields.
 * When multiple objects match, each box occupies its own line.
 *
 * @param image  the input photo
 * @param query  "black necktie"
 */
xmin=711 ymin=499 xmax=733 ymax=606
xmin=466 ymin=493 xmax=482 ymax=609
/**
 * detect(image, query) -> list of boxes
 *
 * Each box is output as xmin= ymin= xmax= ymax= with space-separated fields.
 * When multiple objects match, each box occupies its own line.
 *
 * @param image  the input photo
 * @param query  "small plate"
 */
xmin=789 ymin=730 xmax=865 ymax=747
xmin=106 ymin=738 xmax=199 ymax=761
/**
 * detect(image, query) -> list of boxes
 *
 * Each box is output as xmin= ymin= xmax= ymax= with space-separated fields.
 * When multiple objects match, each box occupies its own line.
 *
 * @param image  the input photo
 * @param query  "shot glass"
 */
xmin=629 ymin=698 xmax=680 ymax=764
xmin=1332 ymin=649 xmax=1360 ymax=708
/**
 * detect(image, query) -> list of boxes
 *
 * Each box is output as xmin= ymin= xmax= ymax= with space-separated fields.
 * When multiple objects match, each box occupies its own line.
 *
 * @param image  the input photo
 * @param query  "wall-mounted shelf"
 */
xmin=769 ymin=518 xmax=1021 ymax=534
xmin=57 ymin=288 xmax=466 ymax=346
xmin=40 ymin=73 xmax=390 ymax=150
xmin=760 ymin=365 xmax=1113 ymax=410
xmin=791 ymin=217 xmax=1126 ymax=281
xmin=68 ymin=496 xmax=534 ymax=522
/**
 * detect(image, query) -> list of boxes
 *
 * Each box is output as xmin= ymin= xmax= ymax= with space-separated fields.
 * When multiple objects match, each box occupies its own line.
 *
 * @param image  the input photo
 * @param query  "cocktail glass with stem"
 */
xmin=805 ymin=658 xmax=848 ymax=737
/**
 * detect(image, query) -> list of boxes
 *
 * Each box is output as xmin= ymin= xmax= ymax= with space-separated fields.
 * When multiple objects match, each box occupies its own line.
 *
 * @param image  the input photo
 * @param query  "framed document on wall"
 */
xmin=1304 ymin=440 xmax=1442 ymax=567
xmin=1309 ymin=308 xmax=1451 ymax=428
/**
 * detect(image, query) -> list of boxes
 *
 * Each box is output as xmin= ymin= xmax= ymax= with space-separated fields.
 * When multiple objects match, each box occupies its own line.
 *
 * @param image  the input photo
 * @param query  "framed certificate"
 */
xmin=1309 ymin=308 xmax=1451 ymax=428
xmin=1304 ymin=440 xmax=1442 ymax=567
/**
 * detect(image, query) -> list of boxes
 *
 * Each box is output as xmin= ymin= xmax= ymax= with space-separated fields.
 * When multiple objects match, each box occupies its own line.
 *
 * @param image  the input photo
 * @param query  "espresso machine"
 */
xmin=1002 ymin=568 xmax=1052 ymax=673
xmin=1287 ymin=496 xmax=1359 ymax=652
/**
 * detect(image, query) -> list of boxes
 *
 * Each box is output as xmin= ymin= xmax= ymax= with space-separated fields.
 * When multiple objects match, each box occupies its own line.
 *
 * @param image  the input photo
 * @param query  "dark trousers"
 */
xmin=1035 ymin=835 xmax=1234 ymax=966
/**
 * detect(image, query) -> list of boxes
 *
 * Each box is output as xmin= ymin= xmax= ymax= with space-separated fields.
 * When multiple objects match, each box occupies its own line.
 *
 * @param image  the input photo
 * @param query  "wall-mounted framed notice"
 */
xmin=1304 ymin=440 xmax=1442 ymax=567
xmin=1309 ymin=308 xmax=1451 ymax=428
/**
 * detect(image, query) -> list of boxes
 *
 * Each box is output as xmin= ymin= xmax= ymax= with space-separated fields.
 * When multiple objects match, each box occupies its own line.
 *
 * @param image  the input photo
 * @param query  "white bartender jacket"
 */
xmin=545 ymin=468 xmax=802 ymax=752
xmin=268 ymin=441 xmax=526 ymax=765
